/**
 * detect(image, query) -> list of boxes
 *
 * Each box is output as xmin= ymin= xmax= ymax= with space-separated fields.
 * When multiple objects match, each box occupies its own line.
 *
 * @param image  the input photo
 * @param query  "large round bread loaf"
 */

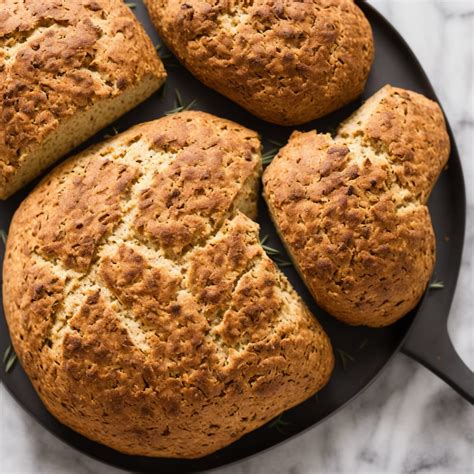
xmin=145 ymin=0 xmax=374 ymax=125
xmin=3 ymin=111 xmax=334 ymax=458
xmin=0 ymin=0 xmax=166 ymax=200
xmin=263 ymin=86 xmax=450 ymax=327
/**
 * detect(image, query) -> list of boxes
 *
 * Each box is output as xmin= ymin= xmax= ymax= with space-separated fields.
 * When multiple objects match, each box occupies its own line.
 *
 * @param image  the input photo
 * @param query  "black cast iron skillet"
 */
xmin=1 ymin=1 xmax=473 ymax=472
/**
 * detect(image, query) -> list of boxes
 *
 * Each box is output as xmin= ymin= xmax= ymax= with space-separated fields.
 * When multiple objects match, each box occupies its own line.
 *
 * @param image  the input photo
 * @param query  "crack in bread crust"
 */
xmin=263 ymin=85 xmax=450 ymax=327
xmin=0 ymin=0 xmax=166 ymax=199
xmin=145 ymin=0 xmax=374 ymax=125
xmin=3 ymin=111 xmax=334 ymax=458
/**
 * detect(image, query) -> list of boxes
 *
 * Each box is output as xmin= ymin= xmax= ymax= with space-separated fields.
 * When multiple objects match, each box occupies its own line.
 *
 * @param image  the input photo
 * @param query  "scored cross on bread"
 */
xmin=3 ymin=111 xmax=333 ymax=458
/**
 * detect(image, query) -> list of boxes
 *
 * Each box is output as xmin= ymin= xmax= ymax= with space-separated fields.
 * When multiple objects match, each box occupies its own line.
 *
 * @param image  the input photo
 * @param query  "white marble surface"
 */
xmin=1 ymin=1 xmax=473 ymax=473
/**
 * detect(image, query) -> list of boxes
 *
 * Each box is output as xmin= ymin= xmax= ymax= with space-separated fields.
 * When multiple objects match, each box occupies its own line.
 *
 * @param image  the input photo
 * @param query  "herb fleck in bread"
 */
xmin=3 ymin=111 xmax=334 ymax=458
xmin=145 ymin=0 xmax=374 ymax=125
xmin=263 ymin=86 xmax=450 ymax=327
xmin=0 ymin=0 xmax=167 ymax=200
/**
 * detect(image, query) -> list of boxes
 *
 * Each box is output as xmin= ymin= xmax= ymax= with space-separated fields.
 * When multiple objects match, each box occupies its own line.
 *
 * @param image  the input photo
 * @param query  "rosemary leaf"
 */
xmin=261 ymin=244 xmax=281 ymax=256
xmin=175 ymin=89 xmax=183 ymax=108
xmin=185 ymin=99 xmax=197 ymax=111
xmin=165 ymin=106 xmax=185 ymax=116
xmin=160 ymin=52 xmax=173 ymax=60
xmin=269 ymin=414 xmax=290 ymax=434
xmin=103 ymin=126 xmax=119 ymax=140
xmin=272 ymin=257 xmax=292 ymax=268
xmin=267 ymin=138 xmax=284 ymax=147
xmin=5 ymin=352 xmax=17 ymax=373
xmin=336 ymin=349 xmax=355 ymax=371
xmin=125 ymin=2 xmax=136 ymax=9
xmin=0 ymin=229 xmax=6 ymax=245
xmin=162 ymin=57 xmax=180 ymax=68
xmin=260 ymin=236 xmax=291 ymax=266
xmin=159 ymin=50 xmax=173 ymax=60
xmin=343 ymin=350 xmax=355 ymax=361
xmin=429 ymin=280 xmax=444 ymax=290
xmin=165 ymin=92 xmax=197 ymax=116
xmin=358 ymin=338 xmax=368 ymax=350
xmin=3 ymin=345 xmax=12 ymax=364
xmin=262 ymin=148 xmax=278 ymax=166
xmin=154 ymin=35 xmax=184 ymax=67
xmin=155 ymin=44 xmax=180 ymax=65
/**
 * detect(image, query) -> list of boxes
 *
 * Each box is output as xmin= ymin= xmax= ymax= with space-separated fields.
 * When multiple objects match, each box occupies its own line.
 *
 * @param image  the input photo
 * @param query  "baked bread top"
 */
xmin=0 ymin=0 xmax=166 ymax=198
xmin=3 ymin=111 xmax=334 ymax=458
xmin=145 ymin=0 xmax=374 ymax=125
xmin=263 ymin=86 xmax=450 ymax=326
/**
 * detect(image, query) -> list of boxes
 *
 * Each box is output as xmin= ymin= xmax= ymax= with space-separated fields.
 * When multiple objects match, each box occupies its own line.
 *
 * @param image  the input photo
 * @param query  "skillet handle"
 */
xmin=401 ymin=310 xmax=474 ymax=404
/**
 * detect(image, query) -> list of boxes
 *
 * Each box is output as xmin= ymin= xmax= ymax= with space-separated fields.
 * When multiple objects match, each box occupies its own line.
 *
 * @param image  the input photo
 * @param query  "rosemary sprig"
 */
xmin=336 ymin=348 xmax=355 ymax=371
xmin=429 ymin=280 xmax=444 ymax=290
xmin=262 ymin=148 xmax=278 ymax=166
xmin=125 ymin=2 xmax=136 ymax=9
xmin=259 ymin=235 xmax=292 ymax=268
xmin=268 ymin=414 xmax=290 ymax=434
xmin=0 ymin=229 xmax=6 ymax=245
xmin=3 ymin=345 xmax=17 ymax=373
xmin=165 ymin=89 xmax=197 ymax=115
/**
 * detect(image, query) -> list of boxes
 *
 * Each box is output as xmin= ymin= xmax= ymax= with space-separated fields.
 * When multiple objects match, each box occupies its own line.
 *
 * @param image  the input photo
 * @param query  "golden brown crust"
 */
xmin=3 ymin=111 xmax=334 ymax=458
xmin=145 ymin=0 xmax=374 ymax=125
xmin=263 ymin=85 xmax=450 ymax=326
xmin=0 ymin=0 xmax=166 ymax=198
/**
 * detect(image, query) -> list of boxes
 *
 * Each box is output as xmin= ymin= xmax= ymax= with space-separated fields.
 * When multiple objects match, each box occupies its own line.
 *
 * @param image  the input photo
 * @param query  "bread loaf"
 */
xmin=263 ymin=86 xmax=450 ymax=327
xmin=3 ymin=111 xmax=334 ymax=458
xmin=0 ymin=0 xmax=167 ymax=200
xmin=145 ymin=0 xmax=374 ymax=125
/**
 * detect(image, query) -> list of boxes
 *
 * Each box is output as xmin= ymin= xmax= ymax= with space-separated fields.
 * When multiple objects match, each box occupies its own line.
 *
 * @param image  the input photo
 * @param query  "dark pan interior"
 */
xmin=0 ymin=2 xmax=466 ymax=472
